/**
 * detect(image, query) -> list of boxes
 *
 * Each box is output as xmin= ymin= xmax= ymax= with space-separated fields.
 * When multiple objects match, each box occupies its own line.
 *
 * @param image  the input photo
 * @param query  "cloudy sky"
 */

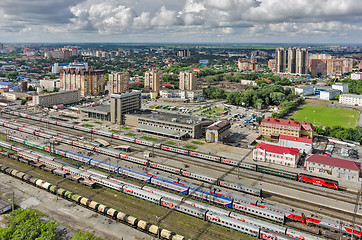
xmin=0 ymin=0 xmax=361 ymax=43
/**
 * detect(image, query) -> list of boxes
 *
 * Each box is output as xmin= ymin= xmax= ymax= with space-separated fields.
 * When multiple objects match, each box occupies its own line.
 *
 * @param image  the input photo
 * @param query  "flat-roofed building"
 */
xmin=0 ymin=197 xmax=12 ymax=214
xmin=332 ymin=83 xmax=349 ymax=93
xmin=108 ymin=72 xmax=129 ymax=95
xmin=305 ymin=154 xmax=361 ymax=182
xmin=320 ymin=89 xmax=340 ymax=100
xmin=33 ymin=90 xmax=81 ymax=107
xmin=279 ymin=135 xmax=313 ymax=153
xmin=179 ymin=71 xmax=196 ymax=90
xmin=253 ymin=142 xmax=300 ymax=167
xmin=205 ymin=121 xmax=231 ymax=143
xmin=339 ymin=94 xmax=362 ymax=106
xmin=82 ymin=105 xmax=110 ymax=121
xmin=110 ymin=91 xmax=141 ymax=124
xmin=294 ymin=86 xmax=315 ymax=96
xmin=260 ymin=117 xmax=314 ymax=139
xmin=125 ymin=110 xmax=213 ymax=139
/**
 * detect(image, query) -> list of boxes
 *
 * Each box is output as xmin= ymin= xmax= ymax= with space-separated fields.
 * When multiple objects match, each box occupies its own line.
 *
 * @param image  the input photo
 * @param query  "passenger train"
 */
xmin=5 ymin=111 xmax=339 ymax=190
xmin=0 ymin=136 xmax=360 ymax=238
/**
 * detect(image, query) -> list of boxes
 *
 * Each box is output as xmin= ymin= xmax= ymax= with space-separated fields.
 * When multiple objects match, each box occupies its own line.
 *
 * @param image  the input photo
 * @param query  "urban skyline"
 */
xmin=0 ymin=0 xmax=362 ymax=44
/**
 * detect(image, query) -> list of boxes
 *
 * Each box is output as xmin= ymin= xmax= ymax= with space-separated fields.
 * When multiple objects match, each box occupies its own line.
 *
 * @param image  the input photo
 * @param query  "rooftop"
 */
xmin=261 ymin=118 xmax=314 ymax=131
xmin=306 ymin=154 xmax=361 ymax=171
xmin=255 ymin=142 xmax=299 ymax=156
xmin=206 ymin=120 xmax=230 ymax=130
xmin=111 ymin=91 xmax=141 ymax=99
xmin=279 ymin=135 xmax=313 ymax=144
xmin=341 ymin=94 xmax=362 ymax=99
xmin=132 ymin=109 xmax=212 ymax=126
xmin=0 ymin=81 xmax=15 ymax=86
xmin=82 ymin=105 xmax=110 ymax=114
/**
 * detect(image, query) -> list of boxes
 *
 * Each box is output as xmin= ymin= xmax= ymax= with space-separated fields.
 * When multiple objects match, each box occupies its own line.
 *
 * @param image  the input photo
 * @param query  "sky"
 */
xmin=0 ymin=0 xmax=362 ymax=44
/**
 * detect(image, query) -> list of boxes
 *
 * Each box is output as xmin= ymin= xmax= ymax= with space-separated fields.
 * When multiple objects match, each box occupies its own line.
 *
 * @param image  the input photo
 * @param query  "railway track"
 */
xmin=3 ymin=114 xmax=362 ymax=225
xmin=5 ymin=114 xmax=358 ymax=203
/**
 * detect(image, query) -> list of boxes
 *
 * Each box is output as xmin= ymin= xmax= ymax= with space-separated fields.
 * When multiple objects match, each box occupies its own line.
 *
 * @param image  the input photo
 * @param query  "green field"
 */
xmin=291 ymin=105 xmax=359 ymax=128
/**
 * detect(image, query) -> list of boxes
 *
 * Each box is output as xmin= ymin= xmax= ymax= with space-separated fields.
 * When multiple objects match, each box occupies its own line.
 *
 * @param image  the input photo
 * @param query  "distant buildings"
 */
xmin=268 ymin=59 xmax=276 ymax=72
xmin=275 ymin=48 xmax=286 ymax=73
xmin=339 ymin=94 xmax=362 ymax=106
xmin=177 ymin=49 xmax=191 ymax=58
xmin=179 ymin=71 xmax=196 ymax=90
xmin=52 ymin=62 xmax=88 ymax=74
xmin=45 ymin=47 xmax=78 ymax=59
xmin=310 ymin=58 xmax=353 ymax=77
xmin=108 ymin=72 xmax=130 ymax=95
xmin=59 ymin=68 xmax=106 ymax=97
xmin=33 ymin=90 xmax=80 ymax=107
xmin=253 ymin=142 xmax=300 ymax=167
xmin=259 ymin=118 xmax=314 ymax=139
xmin=237 ymin=57 xmax=258 ymax=72
xmin=39 ymin=79 xmax=59 ymax=91
xmin=144 ymin=70 xmax=162 ymax=95
xmin=110 ymin=92 xmax=141 ymax=124
xmin=305 ymin=154 xmax=361 ymax=182
xmin=351 ymin=72 xmax=362 ymax=80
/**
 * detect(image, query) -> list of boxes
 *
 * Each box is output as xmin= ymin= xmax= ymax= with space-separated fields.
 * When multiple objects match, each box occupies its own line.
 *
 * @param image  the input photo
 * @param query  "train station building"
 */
xmin=259 ymin=118 xmax=314 ymax=139
xmin=124 ymin=109 xmax=213 ymax=139
xmin=253 ymin=142 xmax=300 ymax=167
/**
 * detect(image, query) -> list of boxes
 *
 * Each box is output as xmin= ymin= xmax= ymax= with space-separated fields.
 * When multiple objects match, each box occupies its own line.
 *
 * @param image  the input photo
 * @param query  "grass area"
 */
xmin=0 ymin=154 xmax=253 ymax=240
xmin=109 ymin=130 xmax=121 ymax=133
xmin=94 ymin=121 xmax=103 ymax=125
xmin=126 ymin=133 xmax=136 ymax=136
xmin=191 ymin=141 xmax=205 ymax=145
xmin=140 ymin=136 xmax=159 ymax=142
xmin=83 ymin=124 xmax=94 ymax=128
xmin=291 ymin=105 xmax=359 ymax=128
xmin=165 ymin=141 xmax=176 ymax=145
xmin=121 ymin=127 xmax=130 ymax=130
xmin=183 ymin=145 xmax=198 ymax=150
xmin=213 ymin=107 xmax=225 ymax=111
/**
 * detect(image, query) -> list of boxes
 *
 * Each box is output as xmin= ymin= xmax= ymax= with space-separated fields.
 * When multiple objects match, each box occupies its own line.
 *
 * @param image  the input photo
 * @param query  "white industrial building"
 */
xmin=278 ymin=135 xmax=313 ymax=153
xmin=339 ymin=94 xmax=362 ymax=106
xmin=332 ymin=83 xmax=349 ymax=93
xmin=33 ymin=90 xmax=81 ymax=107
xmin=351 ymin=72 xmax=362 ymax=80
xmin=294 ymin=86 xmax=315 ymax=96
xmin=320 ymin=89 xmax=340 ymax=100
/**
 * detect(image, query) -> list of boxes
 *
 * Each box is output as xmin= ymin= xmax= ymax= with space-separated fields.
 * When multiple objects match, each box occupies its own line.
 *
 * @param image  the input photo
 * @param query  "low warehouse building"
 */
xmin=205 ymin=120 xmax=231 ymax=143
xmin=278 ymin=135 xmax=313 ymax=154
xmin=0 ymin=197 xmax=12 ymax=214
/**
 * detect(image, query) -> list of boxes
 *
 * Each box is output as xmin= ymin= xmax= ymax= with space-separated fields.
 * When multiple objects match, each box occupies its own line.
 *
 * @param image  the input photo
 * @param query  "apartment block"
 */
xmin=275 ymin=48 xmax=286 ymax=73
xmin=144 ymin=70 xmax=162 ymax=94
xmin=310 ymin=58 xmax=353 ymax=77
xmin=108 ymin=72 xmax=130 ymax=95
xmin=179 ymin=71 xmax=196 ymax=90
xmin=59 ymin=68 xmax=105 ymax=97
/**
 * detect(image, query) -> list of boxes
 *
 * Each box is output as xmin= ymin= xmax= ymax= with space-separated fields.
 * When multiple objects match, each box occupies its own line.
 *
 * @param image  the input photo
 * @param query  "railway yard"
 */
xmin=0 ymin=110 xmax=362 ymax=239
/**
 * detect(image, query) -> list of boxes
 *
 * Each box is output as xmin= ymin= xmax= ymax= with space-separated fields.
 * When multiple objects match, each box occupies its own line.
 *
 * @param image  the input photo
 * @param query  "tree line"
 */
xmin=314 ymin=126 xmax=362 ymax=144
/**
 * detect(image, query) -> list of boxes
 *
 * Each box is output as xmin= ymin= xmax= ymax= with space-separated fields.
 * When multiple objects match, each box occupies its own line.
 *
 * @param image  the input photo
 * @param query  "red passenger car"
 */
xmin=298 ymin=173 xmax=339 ymax=190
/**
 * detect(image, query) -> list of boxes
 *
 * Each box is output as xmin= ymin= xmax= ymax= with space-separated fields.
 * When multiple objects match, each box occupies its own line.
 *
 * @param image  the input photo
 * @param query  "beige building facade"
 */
xmin=144 ymin=70 xmax=162 ymax=94
xmin=179 ymin=71 xmax=196 ymax=90
xmin=110 ymin=92 xmax=141 ymax=124
xmin=108 ymin=72 xmax=129 ymax=95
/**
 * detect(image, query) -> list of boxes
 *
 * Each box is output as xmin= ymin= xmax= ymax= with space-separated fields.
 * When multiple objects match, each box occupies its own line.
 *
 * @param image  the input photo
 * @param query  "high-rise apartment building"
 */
xmin=296 ymin=48 xmax=308 ymax=74
xmin=238 ymin=57 xmax=258 ymax=72
xmin=144 ymin=70 xmax=162 ymax=93
xmin=59 ymin=68 xmax=105 ymax=97
xmin=288 ymin=47 xmax=307 ymax=74
xmin=179 ymin=71 xmax=196 ymax=90
xmin=288 ymin=47 xmax=296 ymax=73
xmin=275 ymin=48 xmax=286 ymax=73
xmin=108 ymin=72 xmax=130 ymax=95
xmin=177 ymin=49 xmax=191 ymax=58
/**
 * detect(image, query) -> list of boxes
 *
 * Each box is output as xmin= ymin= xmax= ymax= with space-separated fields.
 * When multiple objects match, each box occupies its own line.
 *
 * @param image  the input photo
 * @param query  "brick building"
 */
xmin=253 ymin=142 xmax=300 ymax=167
xmin=60 ymin=68 xmax=105 ymax=97
xmin=259 ymin=118 xmax=314 ymax=139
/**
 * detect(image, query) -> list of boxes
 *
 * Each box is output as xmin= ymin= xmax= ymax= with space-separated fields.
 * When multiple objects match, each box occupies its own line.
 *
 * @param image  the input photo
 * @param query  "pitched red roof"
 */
xmin=255 ymin=142 xmax=299 ymax=156
xmin=306 ymin=154 xmax=361 ymax=171
xmin=260 ymin=118 xmax=314 ymax=131
xmin=279 ymin=135 xmax=313 ymax=144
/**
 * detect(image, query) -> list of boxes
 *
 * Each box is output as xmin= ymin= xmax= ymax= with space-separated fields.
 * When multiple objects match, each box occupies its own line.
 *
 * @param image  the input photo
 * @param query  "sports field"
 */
xmin=291 ymin=105 xmax=359 ymax=128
